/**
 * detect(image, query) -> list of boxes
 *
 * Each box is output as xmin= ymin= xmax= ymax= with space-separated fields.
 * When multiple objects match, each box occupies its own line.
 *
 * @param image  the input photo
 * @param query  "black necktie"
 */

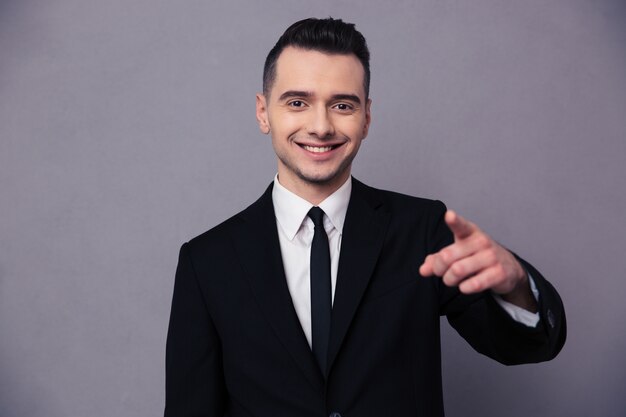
xmin=308 ymin=206 xmax=331 ymax=376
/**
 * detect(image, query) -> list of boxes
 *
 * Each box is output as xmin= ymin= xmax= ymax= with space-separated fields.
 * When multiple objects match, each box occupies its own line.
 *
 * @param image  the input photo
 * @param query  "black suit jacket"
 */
xmin=165 ymin=178 xmax=566 ymax=417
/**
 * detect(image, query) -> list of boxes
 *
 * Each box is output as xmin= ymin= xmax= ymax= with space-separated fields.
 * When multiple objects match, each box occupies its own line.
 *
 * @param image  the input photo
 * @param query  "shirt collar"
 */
xmin=272 ymin=174 xmax=352 ymax=241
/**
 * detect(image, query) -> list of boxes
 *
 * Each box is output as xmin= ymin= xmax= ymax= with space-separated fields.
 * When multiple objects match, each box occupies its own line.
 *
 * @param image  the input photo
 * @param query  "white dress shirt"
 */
xmin=271 ymin=175 xmax=539 ymax=348
xmin=272 ymin=175 xmax=350 ymax=347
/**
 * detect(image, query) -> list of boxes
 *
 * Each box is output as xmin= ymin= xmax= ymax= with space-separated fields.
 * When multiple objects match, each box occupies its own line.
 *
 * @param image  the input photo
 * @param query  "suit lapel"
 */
xmin=233 ymin=184 xmax=324 ymax=391
xmin=326 ymin=179 xmax=390 ymax=374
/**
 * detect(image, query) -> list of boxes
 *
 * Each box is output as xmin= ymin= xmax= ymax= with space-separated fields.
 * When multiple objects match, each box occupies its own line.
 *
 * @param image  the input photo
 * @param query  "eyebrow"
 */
xmin=278 ymin=90 xmax=361 ymax=105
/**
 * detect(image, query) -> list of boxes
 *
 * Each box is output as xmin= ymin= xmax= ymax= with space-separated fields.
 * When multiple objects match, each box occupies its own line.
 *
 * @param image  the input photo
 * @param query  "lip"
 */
xmin=296 ymin=142 xmax=345 ymax=158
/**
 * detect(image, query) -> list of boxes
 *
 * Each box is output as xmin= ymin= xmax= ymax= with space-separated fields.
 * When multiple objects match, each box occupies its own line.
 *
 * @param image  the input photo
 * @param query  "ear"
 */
xmin=362 ymin=98 xmax=372 ymax=138
xmin=256 ymin=93 xmax=270 ymax=134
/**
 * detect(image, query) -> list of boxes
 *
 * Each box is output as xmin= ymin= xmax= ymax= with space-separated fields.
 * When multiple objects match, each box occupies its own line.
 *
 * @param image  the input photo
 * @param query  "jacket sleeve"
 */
xmin=427 ymin=201 xmax=567 ymax=365
xmin=165 ymin=243 xmax=227 ymax=416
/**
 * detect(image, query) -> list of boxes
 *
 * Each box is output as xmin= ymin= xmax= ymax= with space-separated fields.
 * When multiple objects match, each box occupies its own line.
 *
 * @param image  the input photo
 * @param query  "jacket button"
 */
xmin=329 ymin=413 xmax=342 ymax=417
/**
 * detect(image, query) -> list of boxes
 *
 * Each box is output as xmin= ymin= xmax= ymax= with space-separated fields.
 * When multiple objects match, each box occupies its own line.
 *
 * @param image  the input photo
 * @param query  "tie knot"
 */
xmin=307 ymin=206 xmax=325 ymax=228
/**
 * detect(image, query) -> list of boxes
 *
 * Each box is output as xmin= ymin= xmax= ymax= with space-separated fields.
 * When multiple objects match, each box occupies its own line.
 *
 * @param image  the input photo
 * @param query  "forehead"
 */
xmin=272 ymin=47 xmax=366 ymax=99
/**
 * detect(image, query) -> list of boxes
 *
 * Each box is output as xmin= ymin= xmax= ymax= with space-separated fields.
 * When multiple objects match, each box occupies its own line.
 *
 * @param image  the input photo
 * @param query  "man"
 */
xmin=165 ymin=18 xmax=566 ymax=417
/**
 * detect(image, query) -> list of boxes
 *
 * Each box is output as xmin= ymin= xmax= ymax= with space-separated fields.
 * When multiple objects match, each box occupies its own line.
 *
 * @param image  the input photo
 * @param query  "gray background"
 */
xmin=1 ymin=0 xmax=625 ymax=416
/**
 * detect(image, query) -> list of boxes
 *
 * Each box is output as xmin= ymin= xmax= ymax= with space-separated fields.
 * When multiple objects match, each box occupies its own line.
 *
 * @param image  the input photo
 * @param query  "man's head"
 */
xmin=256 ymin=18 xmax=372 ymax=202
xmin=263 ymin=18 xmax=370 ymax=100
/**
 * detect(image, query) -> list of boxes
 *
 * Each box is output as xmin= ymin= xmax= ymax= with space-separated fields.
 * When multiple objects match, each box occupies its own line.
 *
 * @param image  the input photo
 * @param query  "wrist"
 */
xmin=500 ymin=272 xmax=538 ymax=313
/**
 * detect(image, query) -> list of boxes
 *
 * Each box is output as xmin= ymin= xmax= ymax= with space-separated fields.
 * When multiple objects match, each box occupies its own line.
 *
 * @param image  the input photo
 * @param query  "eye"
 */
xmin=288 ymin=100 xmax=304 ymax=108
xmin=333 ymin=103 xmax=353 ymax=111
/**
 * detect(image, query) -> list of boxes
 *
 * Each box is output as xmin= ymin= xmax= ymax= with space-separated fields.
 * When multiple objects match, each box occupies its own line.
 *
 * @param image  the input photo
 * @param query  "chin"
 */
xmin=277 ymin=154 xmax=354 ymax=188
xmin=296 ymin=169 xmax=347 ymax=186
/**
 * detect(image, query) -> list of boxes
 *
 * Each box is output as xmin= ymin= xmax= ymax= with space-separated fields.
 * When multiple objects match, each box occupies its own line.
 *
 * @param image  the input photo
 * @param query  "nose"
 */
xmin=306 ymin=106 xmax=335 ymax=139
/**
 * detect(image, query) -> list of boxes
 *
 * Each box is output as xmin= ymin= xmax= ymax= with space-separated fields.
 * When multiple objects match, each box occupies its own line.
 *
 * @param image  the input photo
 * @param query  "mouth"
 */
xmin=297 ymin=143 xmax=344 ymax=154
xmin=302 ymin=145 xmax=335 ymax=153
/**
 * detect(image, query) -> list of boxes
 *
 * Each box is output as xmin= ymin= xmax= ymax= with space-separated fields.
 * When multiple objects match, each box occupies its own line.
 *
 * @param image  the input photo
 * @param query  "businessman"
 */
xmin=165 ymin=18 xmax=566 ymax=417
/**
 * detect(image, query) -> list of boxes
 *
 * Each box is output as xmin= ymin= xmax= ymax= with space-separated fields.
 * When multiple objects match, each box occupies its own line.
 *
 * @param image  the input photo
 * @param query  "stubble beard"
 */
xmin=277 ymin=150 xmax=357 ymax=187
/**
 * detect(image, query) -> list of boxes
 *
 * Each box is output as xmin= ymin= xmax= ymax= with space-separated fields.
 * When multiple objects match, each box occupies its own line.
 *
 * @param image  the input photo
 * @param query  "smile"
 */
xmin=303 ymin=145 xmax=334 ymax=153
xmin=297 ymin=142 xmax=344 ymax=154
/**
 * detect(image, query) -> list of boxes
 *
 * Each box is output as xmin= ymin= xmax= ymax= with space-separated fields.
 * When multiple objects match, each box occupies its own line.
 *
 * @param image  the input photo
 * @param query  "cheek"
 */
xmin=338 ymin=119 xmax=368 ymax=140
xmin=269 ymin=114 xmax=302 ymax=137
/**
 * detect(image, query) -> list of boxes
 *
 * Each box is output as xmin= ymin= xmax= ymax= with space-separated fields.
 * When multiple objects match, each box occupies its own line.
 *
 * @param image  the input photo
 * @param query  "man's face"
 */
xmin=256 ymin=47 xmax=371 ymax=196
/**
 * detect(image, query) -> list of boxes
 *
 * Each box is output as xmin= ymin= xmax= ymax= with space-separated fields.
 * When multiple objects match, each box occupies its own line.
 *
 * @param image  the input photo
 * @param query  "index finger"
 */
xmin=445 ymin=210 xmax=476 ymax=240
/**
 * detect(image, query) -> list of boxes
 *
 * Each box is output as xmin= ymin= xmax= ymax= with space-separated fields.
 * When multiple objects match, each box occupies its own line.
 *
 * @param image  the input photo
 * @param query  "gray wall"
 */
xmin=1 ymin=1 xmax=624 ymax=416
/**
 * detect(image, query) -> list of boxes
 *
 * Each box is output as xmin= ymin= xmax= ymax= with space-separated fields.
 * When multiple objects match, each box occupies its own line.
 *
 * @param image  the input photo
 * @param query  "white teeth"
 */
xmin=303 ymin=145 xmax=333 ymax=153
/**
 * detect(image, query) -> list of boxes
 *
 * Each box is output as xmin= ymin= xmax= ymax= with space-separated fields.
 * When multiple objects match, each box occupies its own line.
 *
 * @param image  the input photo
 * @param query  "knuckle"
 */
xmin=431 ymin=262 xmax=444 ymax=276
xmin=442 ymin=272 xmax=455 ymax=286
xmin=451 ymin=263 xmax=465 ymax=277
xmin=483 ymin=274 xmax=498 ymax=288
xmin=476 ymin=234 xmax=491 ymax=249
xmin=485 ymin=249 xmax=497 ymax=264
xmin=440 ymin=248 xmax=453 ymax=263
xmin=493 ymin=264 xmax=506 ymax=278
xmin=463 ymin=278 xmax=480 ymax=293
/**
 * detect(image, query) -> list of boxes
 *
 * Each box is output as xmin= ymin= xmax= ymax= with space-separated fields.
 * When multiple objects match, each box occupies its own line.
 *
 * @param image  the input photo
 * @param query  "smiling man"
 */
xmin=165 ymin=18 xmax=566 ymax=417
xmin=256 ymin=47 xmax=370 ymax=204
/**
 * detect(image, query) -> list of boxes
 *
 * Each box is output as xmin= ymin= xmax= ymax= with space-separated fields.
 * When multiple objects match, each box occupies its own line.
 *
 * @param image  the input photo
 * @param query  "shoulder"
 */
xmin=352 ymin=177 xmax=447 ymax=217
xmin=183 ymin=183 xmax=274 ymax=255
xmin=351 ymin=178 xmax=450 ymax=248
xmin=186 ymin=213 xmax=242 ymax=253
xmin=350 ymin=178 xmax=454 ymax=259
